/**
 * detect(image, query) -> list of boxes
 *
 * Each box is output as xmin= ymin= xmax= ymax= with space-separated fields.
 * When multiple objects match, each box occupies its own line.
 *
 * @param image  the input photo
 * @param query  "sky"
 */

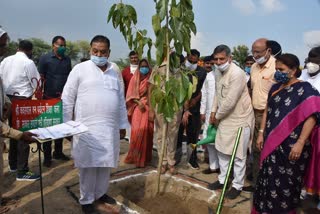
xmin=1 ymin=0 xmax=320 ymax=63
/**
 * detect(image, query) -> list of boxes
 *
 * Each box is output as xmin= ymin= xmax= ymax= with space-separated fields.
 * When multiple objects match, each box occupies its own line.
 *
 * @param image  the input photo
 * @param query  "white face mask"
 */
xmin=185 ymin=60 xmax=197 ymax=71
xmin=306 ymin=62 xmax=320 ymax=74
xmin=216 ymin=61 xmax=230 ymax=72
xmin=130 ymin=64 xmax=138 ymax=73
xmin=254 ymin=50 xmax=269 ymax=65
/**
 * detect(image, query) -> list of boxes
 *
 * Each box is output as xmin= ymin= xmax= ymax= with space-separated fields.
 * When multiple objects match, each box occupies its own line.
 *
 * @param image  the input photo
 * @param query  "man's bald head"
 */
xmin=252 ymin=38 xmax=268 ymax=50
xmin=251 ymin=38 xmax=271 ymax=65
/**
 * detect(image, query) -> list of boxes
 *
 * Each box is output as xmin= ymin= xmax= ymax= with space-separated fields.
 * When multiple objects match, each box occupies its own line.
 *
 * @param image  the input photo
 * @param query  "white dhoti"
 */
xmin=217 ymin=126 xmax=250 ymax=190
xmin=79 ymin=167 xmax=111 ymax=205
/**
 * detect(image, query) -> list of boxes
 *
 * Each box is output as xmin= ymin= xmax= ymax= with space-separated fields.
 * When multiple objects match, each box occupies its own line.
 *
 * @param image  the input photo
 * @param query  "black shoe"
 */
xmin=242 ymin=185 xmax=255 ymax=193
xmin=98 ymin=194 xmax=116 ymax=205
xmin=226 ymin=187 xmax=241 ymax=199
xmin=53 ymin=152 xmax=70 ymax=161
xmin=81 ymin=204 xmax=99 ymax=214
xmin=202 ymin=168 xmax=220 ymax=174
xmin=43 ymin=160 xmax=52 ymax=168
xmin=208 ymin=181 xmax=224 ymax=190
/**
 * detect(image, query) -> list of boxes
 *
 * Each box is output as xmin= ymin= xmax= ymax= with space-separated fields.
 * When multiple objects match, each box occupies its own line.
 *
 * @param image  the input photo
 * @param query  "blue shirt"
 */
xmin=38 ymin=52 xmax=71 ymax=98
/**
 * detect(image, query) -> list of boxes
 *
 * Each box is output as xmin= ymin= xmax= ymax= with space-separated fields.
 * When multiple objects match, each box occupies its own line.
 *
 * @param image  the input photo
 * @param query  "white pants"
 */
xmin=79 ymin=167 xmax=111 ymax=205
xmin=207 ymin=144 xmax=219 ymax=170
xmin=203 ymin=114 xmax=219 ymax=170
xmin=217 ymin=127 xmax=250 ymax=190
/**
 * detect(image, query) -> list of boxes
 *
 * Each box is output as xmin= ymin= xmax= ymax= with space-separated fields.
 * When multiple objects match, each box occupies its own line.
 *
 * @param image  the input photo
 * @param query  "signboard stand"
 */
xmin=11 ymin=98 xmax=63 ymax=214
xmin=31 ymin=142 xmax=45 ymax=214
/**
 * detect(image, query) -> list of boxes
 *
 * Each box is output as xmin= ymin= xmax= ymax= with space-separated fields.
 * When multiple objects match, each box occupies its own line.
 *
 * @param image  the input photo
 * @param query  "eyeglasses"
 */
xmin=251 ymin=48 xmax=267 ymax=55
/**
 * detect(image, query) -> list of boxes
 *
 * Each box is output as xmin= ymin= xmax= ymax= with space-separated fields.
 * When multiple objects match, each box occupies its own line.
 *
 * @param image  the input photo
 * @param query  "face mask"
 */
xmin=254 ymin=50 xmax=269 ymax=65
xmin=244 ymin=66 xmax=251 ymax=75
xmin=185 ymin=60 xmax=197 ymax=71
xmin=56 ymin=46 xmax=66 ymax=57
xmin=139 ymin=67 xmax=150 ymax=75
xmin=274 ymin=70 xmax=290 ymax=84
xmin=216 ymin=61 xmax=230 ymax=72
xmin=90 ymin=55 xmax=108 ymax=66
xmin=306 ymin=62 xmax=320 ymax=74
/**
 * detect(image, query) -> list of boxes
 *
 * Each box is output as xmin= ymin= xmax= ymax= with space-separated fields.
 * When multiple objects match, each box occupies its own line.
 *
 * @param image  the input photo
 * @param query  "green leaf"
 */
xmin=170 ymin=6 xmax=181 ymax=17
xmin=177 ymin=84 xmax=186 ymax=104
xmin=157 ymin=0 xmax=168 ymax=21
xmin=127 ymin=5 xmax=137 ymax=24
xmin=152 ymin=14 xmax=161 ymax=34
xmin=154 ymin=73 xmax=161 ymax=86
xmin=112 ymin=10 xmax=121 ymax=28
xmin=184 ymin=10 xmax=194 ymax=23
xmin=181 ymin=73 xmax=190 ymax=89
xmin=123 ymin=5 xmax=130 ymax=17
xmin=170 ymin=17 xmax=183 ymax=42
xmin=189 ymin=22 xmax=197 ymax=34
xmin=192 ymin=75 xmax=198 ymax=93
xmin=174 ymin=41 xmax=182 ymax=55
xmin=128 ymin=34 xmax=133 ymax=50
xmin=187 ymin=82 xmax=193 ymax=100
xmin=107 ymin=4 xmax=117 ymax=23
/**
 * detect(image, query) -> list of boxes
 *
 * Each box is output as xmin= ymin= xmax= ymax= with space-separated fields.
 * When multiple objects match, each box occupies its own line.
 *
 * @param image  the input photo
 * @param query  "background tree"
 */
xmin=232 ymin=44 xmax=249 ymax=69
xmin=5 ymin=40 xmax=18 ymax=57
xmin=66 ymin=41 xmax=80 ymax=62
xmin=76 ymin=40 xmax=90 ymax=60
xmin=29 ymin=38 xmax=51 ymax=64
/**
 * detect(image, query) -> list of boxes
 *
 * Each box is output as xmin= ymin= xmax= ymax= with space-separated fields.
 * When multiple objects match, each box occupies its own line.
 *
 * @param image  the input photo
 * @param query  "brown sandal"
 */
xmin=0 ymin=206 xmax=10 ymax=214
xmin=160 ymin=165 xmax=167 ymax=174
xmin=168 ymin=165 xmax=177 ymax=175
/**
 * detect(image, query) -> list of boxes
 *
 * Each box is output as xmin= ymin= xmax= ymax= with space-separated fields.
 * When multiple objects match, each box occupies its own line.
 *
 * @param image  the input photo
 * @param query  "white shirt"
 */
xmin=200 ymin=71 xmax=215 ymax=115
xmin=0 ymin=52 xmax=40 ymax=97
xmin=62 ymin=60 xmax=129 ymax=168
xmin=303 ymin=72 xmax=320 ymax=92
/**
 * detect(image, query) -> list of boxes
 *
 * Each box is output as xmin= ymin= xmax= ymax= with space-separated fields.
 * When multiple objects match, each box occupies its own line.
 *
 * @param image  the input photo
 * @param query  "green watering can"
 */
xmin=191 ymin=124 xmax=217 ymax=149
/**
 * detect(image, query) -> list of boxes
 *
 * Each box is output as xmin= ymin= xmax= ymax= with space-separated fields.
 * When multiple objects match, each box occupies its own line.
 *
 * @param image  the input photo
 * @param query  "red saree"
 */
xmin=124 ymin=69 xmax=154 ymax=167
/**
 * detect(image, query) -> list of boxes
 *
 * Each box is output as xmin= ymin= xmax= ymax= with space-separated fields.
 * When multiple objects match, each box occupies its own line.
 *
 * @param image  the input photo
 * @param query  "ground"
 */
xmin=1 ymin=139 xmax=319 ymax=214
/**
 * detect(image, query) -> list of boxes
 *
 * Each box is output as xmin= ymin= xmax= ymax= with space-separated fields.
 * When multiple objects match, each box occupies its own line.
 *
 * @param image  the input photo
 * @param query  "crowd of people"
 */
xmin=0 ymin=25 xmax=319 ymax=214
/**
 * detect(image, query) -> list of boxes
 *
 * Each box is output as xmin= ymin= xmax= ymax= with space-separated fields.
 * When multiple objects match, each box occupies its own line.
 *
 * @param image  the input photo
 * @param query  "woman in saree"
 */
xmin=252 ymin=53 xmax=320 ymax=213
xmin=124 ymin=59 xmax=154 ymax=167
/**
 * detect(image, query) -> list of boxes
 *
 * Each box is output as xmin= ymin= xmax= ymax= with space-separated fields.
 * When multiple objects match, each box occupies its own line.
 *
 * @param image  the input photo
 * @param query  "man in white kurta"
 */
xmin=200 ymin=56 xmax=219 ymax=174
xmin=62 ymin=35 xmax=128 ymax=213
xmin=209 ymin=45 xmax=254 ymax=200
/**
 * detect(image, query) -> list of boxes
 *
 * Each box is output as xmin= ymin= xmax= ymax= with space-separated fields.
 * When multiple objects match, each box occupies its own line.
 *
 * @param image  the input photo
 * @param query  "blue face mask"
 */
xmin=274 ymin=70 xmax=290 ymax=84
xmin=244 ymin=66 xmax=251 ymax=75
xmin=90 ymin=55 xmax=108 ymax=66
xmin=139 ymin=67 xmax=150 ymax=75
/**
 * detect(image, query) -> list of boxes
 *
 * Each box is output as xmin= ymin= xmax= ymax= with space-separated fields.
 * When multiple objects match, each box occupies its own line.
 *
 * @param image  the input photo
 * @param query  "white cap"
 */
xmin=0 ymin=27 xmax=7 ymax=38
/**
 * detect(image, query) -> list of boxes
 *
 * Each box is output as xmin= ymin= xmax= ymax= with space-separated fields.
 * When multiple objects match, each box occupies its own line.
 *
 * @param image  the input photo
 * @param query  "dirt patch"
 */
xmin=136 ymin=192 xmax=208 ymax=214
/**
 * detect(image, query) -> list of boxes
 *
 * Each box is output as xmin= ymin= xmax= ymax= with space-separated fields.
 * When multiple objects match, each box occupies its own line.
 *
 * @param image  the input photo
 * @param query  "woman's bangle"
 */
xmin=258 ymin=129 xmax=264 ymax=133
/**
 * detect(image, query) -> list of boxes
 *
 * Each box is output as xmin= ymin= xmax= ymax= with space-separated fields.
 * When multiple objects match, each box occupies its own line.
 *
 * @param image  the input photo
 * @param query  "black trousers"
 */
xmin=7 ymin=95 xmax=31 ymax=172
xmin=43 ymin=138 xmax=63 ymax=161
xmin=175 ymin=112 xmax=201 ymax=163
xmin=8 ymin=138 xmax=30 ymax=172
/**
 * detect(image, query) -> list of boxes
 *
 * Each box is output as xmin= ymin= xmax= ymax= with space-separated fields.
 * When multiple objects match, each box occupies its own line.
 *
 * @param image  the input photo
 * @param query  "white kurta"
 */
xmin=212 ymin=63 xmax=254 ymax=159
xmin=200 ymin=71 xmax=215 ymax=138
xmin=62 ymin=60 xmax=129 ymax=168
xmin=305 ymin=73 xmax=320 ymax=92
